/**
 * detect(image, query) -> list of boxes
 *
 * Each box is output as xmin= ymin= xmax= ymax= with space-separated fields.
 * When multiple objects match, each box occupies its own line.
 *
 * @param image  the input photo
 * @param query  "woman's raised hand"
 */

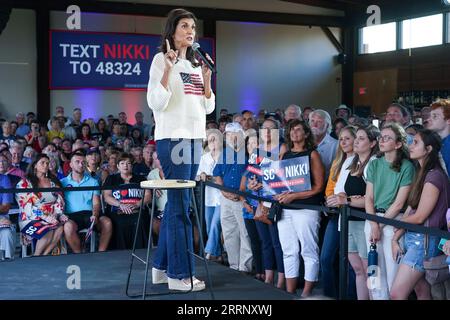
xmin=164 ymin=39 xmax=178 ymax=70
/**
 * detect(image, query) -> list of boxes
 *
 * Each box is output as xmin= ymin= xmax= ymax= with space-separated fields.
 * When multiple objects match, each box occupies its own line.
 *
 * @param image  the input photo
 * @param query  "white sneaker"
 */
xmin=152 ymin=268 xmax=168 ymax=284
xmin=168 ymin=277 xmax=206 ymax=292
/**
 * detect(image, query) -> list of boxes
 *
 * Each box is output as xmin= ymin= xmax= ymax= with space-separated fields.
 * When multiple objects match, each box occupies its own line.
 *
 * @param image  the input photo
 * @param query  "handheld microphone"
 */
xmin=192 ymin=42 xmax=216 ymax=73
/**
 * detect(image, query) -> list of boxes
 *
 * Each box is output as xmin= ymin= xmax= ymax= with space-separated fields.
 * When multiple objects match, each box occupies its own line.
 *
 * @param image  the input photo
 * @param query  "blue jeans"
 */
xmin=320 ymin=214 xmax=340 ymax=298
xmin=153 ymin=138 xmax=202 ymax=279
xmin=320 ymin=214 xmax=357 ymax=299
xmin=204 ymin=206 xmax=222 ymax=257
xmin=245 ymin=218 xmax=263 ymax=274
xmin=255 ymin=221 xmax=285 ymax=273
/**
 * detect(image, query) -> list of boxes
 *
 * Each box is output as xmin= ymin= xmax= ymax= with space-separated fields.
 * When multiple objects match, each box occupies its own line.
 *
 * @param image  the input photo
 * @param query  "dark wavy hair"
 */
xmin=284 ymin=119 xmax=315 ymax=152
xmin=407 ymin=129 xmax=443 ymax=209
xmin=78 ymin=123 xmax=92 ymax=139
xmin=381 ymin=122 xmax=410 ymax=172
xmin=348 ymin=125 xmax=380 ymax=177
xmin=245 ymin=130 xmax=259 ymax=158
xmin=26 ymin=153 xmax=62 ymax=189
xmin=160 ymin=8 xmax=200 ymax=68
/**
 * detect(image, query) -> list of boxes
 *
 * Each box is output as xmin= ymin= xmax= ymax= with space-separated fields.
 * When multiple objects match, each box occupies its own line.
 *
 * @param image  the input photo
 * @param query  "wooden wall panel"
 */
xmin=354 ymin=45 xmax=450 ymax=114
xmin=353 ymin=68 xmax=398 ymax=116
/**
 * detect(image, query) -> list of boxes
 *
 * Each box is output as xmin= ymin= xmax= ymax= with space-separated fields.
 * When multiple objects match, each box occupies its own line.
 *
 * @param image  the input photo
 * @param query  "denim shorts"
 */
xmin=348 ymin=221 xmax=367 ymax=259
xmin=401 ymin=232 xmax=440 ymax=273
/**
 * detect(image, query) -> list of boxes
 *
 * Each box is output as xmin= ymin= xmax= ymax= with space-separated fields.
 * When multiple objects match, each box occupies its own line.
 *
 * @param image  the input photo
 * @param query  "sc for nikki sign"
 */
xmin=260 ymin=156 xmax=312 ymax=197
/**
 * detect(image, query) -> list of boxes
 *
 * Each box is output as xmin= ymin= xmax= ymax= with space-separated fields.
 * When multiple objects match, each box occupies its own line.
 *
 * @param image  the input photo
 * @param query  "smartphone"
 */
xmin=372 ymin=119 xmax=379 ymax=128
xmin=438 ymin=238 xmax=448 ymax=252
xmin=396 ymin=252 xmax=403 ymax=264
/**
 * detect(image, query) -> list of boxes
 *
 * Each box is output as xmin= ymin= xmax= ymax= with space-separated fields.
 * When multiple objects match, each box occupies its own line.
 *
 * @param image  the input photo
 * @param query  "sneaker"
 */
xmin=152 ymin=268 xmax=168 ymax=284
xmin=168 ymin=277 xmax=206 ymax=292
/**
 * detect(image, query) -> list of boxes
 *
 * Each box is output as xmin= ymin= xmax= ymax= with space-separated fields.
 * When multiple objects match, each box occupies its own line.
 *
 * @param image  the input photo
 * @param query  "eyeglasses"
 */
xmin=377 ymin=135 xmax=395 ymax=142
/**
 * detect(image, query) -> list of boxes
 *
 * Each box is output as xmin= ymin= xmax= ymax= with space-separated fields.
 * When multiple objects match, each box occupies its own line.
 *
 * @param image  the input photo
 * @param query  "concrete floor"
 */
xmin=0 ymin=249 xmax=298 ymax=300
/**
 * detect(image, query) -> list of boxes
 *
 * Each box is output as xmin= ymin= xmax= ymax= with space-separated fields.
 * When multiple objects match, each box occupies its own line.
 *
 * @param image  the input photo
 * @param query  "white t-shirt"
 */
xmin=196 ymin=151 xmax=221 ymax=207
xmin=146 ymin=168 xmax=167 ymax=211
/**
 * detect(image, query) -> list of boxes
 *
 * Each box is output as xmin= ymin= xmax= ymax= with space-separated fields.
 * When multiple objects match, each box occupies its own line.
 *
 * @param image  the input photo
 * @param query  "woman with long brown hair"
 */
xmin=327 ymin=125 xmax=380 ymax=299
xmin=16 ymin=154 xmax=68 ymax=256
xmin=390 ymin=130 xmax=449 ymax=299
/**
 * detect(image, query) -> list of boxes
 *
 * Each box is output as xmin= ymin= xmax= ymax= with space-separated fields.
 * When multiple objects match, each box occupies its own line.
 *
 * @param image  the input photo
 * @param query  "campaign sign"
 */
xmin=21 ymin=220 xmax=58 ymax=240
xmin=112 ymin=183 xmax=144 ymax=214
xmin=50 ymin=30 xmax=215 ymax=90
xmin=260 ymin=156 xmax=311 ymax=198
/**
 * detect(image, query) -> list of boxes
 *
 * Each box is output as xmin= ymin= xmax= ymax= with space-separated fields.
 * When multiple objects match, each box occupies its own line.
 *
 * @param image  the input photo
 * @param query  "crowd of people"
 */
xmin=0 ymin=98 xmax=449 ymax=300
xmin=0 ymin=107 xmax=157 ymax=258
xmin=205 ymin=100 xmax=449 ymax=299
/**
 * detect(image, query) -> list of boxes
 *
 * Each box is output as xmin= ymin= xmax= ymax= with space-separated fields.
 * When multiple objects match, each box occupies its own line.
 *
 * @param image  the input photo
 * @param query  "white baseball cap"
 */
xmin=225 ymin=122 xmax=244 ymax=133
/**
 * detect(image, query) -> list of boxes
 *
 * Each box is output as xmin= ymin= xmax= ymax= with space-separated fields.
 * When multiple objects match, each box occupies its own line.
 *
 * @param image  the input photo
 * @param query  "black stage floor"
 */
xmin=0 ymin=249 xmax=302 ymax=300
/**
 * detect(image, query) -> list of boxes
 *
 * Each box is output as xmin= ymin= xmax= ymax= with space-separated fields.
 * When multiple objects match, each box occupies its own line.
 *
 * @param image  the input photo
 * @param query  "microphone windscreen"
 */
xmin=192 ymin=42 xmax=200 ymax=51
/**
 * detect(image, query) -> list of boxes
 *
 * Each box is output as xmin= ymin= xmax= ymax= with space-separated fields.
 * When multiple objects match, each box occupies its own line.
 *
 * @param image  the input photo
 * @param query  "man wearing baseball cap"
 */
xmin=213 ymin=122 xmax=253 ymax=273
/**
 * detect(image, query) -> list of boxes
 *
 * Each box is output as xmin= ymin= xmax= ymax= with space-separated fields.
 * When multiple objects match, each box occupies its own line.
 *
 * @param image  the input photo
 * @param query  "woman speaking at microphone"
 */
xmin=147 ymin=8 xmax=215 ymax=292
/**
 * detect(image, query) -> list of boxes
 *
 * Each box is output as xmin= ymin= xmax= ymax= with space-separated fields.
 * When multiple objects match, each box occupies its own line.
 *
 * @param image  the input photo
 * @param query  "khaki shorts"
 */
xmin=348 ymin=220 xmax=367 ymax=259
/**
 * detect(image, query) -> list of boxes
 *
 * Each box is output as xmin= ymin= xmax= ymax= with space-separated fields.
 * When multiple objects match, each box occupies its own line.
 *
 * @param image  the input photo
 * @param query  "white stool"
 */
xmin=125 ymin=179 xmax=214 ymax=299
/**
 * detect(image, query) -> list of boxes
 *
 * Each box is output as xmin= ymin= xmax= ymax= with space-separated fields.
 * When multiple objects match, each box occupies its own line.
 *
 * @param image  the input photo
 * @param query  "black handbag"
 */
xmin=267 ymin=202 xmax=283 ymax=222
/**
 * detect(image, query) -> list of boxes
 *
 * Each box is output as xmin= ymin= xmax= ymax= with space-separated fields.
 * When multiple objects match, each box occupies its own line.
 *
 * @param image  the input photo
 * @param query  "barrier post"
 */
xmin=338 ymin=205 xmax=350 ymax=300
xmin=199 ymin=180 xmax=206 ymax=254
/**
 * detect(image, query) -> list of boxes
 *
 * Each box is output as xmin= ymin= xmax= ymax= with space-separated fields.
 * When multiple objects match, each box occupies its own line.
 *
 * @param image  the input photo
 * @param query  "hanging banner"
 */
xmin=50 ymin=30 xmax=215 ymax=90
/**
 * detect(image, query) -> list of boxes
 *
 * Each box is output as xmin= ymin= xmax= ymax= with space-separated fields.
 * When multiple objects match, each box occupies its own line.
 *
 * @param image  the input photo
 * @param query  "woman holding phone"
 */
xmin=146 ymin=8 xmax=215 ymax=292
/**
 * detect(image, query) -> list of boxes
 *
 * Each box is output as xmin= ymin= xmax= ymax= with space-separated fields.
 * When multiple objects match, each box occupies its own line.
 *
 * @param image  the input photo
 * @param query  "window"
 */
xmin=402 ymin=14 xmax=443 ymax=49
xmin=359 ymin=22 xmax=396 ymax=54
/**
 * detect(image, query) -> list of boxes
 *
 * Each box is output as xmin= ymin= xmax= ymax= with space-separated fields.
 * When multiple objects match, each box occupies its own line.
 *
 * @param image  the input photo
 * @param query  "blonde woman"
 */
xmin=321 ymin=125 xmax=356 ymax=298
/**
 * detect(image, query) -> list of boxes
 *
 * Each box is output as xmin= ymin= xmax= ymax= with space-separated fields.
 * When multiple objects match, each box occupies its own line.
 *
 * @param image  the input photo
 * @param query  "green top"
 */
xmin=366 ymin=157 xmax=415 ymax=211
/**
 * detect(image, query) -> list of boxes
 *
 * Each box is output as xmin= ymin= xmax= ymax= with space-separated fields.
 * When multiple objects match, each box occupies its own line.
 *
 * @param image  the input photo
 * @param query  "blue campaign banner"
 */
xmin=50 ymin=30 xmax=215 ymax=90
xmin=21 ymin=220 xmax=59 ymax=240
xmin=260 ymin=157 xmax=311 ymax=198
